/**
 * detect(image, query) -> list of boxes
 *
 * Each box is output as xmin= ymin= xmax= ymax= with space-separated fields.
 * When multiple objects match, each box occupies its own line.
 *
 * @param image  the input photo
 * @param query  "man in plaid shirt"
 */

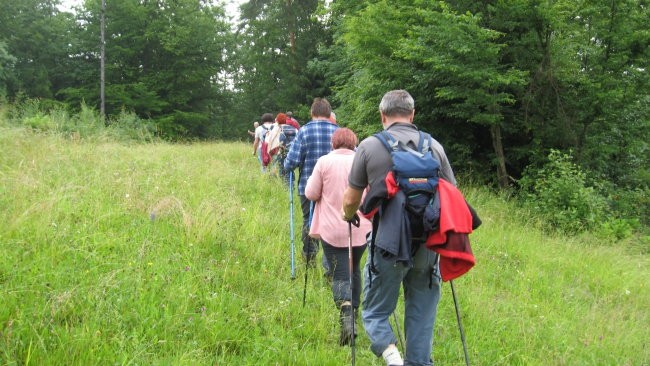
xmin=284 ymin=98 xmax=339 ymax=265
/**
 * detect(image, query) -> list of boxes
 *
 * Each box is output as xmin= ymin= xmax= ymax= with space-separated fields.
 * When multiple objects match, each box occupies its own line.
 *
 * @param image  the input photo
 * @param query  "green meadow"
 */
xmin=1 ymin=128 xmax=648 ymax=365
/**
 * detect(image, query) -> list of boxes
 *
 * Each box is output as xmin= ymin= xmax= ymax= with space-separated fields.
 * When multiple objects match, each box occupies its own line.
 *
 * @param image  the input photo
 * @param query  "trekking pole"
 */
xmin=302 ymin=201 xmax=315 ymax=307
xmin=347 ymin=215 xmax=360 ymax=366
xmin=302 ymin=259 xmax=308 ymax=307
xmin=450 ymin=280 xmax=470 ymax=366
xmin=289 ymin=170 xmax=296 ymax=280
xmin=348 ymin=221 xmax=356 ymax=365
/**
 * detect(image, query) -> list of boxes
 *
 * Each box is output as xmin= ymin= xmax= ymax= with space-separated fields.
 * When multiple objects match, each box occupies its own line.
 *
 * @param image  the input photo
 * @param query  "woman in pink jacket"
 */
xmin=305 ymin=127 xmax=371 ymax=346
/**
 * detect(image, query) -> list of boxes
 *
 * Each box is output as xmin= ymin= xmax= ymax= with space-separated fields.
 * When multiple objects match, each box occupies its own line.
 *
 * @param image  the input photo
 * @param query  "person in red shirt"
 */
xmin=286 ymin=111 xmax=301 ymax=130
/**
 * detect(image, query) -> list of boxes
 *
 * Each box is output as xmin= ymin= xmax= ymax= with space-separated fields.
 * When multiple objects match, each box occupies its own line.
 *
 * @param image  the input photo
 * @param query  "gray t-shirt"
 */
xmin=348 ymin=122 xmax=456 ymax=191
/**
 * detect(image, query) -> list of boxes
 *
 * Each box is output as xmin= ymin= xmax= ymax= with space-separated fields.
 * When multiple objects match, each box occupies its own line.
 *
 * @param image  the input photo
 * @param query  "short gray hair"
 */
xmin=379 ymin=90 xmax=415 ymax=117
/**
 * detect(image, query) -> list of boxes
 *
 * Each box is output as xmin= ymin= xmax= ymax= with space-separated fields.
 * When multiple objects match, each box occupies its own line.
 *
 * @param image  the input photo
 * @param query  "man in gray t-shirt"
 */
xmin=342 ymin=90 xmax=455 ymax=366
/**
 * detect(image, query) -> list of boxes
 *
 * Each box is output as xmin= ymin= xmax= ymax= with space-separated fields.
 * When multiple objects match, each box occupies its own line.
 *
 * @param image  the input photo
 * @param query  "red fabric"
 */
xmin=385 ymin=172 xmax=399 ymax=198
xmin=434 ymin=232 xmax=475 ymax=281
xmin=287 ymin=118 xmax=300 ymax=130
xmin=425 ymin=179 xmax=475 ymax=281
xmin=261 ymin=141 xmax=272 ymax=166
xmin=362 ymin=206 xmax=379 ymax=220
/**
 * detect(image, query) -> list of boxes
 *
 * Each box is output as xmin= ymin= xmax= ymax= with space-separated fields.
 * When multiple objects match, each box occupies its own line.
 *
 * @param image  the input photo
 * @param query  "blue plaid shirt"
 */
xmin=284 ymin=120 xmax=339 ymax=195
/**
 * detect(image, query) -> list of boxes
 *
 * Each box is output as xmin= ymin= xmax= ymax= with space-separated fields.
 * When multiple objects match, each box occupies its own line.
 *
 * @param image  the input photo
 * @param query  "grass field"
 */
xmin=1 ymin=128 xmax=648 ymax=365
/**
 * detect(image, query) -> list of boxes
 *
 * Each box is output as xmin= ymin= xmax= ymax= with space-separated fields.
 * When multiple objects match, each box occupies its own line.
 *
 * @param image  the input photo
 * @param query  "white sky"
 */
xmin=58 ymin=0 xmax=244 ymax=20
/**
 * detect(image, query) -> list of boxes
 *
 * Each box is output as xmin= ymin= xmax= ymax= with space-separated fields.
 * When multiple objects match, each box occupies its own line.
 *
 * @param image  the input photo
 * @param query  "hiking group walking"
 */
xmin=253 ymin=90 xmax=479 ymax=366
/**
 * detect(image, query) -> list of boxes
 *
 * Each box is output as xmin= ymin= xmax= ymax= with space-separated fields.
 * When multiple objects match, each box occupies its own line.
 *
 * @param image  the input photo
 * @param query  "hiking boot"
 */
xmin=339 ymin=304 xmax=355 ymax=346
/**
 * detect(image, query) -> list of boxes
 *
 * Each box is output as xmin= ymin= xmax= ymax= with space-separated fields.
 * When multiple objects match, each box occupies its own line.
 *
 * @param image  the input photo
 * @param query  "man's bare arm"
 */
xmin=341 ymin=186 xmax=363 ymax=221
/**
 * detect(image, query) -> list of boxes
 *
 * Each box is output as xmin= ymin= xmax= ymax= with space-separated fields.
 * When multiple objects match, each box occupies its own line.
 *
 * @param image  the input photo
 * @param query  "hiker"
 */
xmin=341 ymin=90 xmax=456 ymax=366
xmin=253 ymin=113 xmax=274 ymax=173
xmin=286 ymin=111 xmax=301 ymax=130
xmin=305 ymin=128 xmax=371 ymax=346
xmin=284 ymin=98 xmax=339 ymax=268
xmin=266 ymin=113 xmax=297 ymax=182
xmin=247 ymin=121 xmax=259 ymax=140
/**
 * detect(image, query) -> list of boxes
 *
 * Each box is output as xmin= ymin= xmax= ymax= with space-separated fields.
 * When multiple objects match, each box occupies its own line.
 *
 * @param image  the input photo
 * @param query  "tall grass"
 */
xmin=1 ymin=99 xmax=157 ymax=143
xmin=0 ymin=127 xmax=648 ymax=365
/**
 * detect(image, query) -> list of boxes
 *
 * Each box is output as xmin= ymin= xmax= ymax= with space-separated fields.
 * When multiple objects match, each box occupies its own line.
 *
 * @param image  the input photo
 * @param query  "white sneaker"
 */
xmin=382 ymin=346 xmax=404 ymax=366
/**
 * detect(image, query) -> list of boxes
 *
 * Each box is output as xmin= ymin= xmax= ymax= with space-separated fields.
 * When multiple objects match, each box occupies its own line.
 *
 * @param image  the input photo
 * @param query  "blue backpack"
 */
xmin=374 ymin=130 xmax=441 ymax=239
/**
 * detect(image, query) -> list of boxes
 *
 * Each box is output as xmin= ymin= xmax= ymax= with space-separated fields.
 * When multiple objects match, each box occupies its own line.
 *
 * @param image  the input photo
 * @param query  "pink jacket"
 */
xmin=305 ymin=149 xmax=371 ymax=248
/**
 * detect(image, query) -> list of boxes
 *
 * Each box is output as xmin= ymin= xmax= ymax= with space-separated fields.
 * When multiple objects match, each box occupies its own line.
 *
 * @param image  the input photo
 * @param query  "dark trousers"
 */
xmin=322 ymin=240 xmax=367 ymax=308
xmin=276 ymin=155 xmax=290 ymax=185
xmin=300 ymin=194 xmax=320 ymax=258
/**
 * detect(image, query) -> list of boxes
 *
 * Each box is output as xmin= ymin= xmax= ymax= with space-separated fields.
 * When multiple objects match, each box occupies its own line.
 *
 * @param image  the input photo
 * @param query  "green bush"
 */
xmin=609 ymin=186 xmax=650 ymax=228
xmin=3 ymin=98 xmax=159 ymax=143
xmin=518 ymin=149 xmax=609 ymax=233
xmin=22 ymin=114 xmax=55 ymax=131
xmin=63 ymin=102 xmax=105 ymax=137
xmin=595 ymin=218 xmax=639 ymax=240
xmin=107 ymin=109 xmax=157 ymax=142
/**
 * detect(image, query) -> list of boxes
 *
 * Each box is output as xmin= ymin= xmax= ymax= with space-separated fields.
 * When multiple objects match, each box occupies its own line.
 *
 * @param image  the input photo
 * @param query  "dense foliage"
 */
xmin=0 ymin=0 xmax=647 ymax=231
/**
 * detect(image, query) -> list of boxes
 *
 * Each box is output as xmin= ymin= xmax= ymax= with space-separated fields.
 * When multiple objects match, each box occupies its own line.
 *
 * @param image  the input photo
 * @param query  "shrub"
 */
xmin=3 ymin=98 xmax=159 ymax=143
xmin=22 ymin=114 xmax=55 ymax=131
xmin=595 ymin=218 xmax=639 ymax=240
xmin=107 ymin=109 xmax=157 ymax=142
xmin=518 ymin=149 xmax=609 ymax=233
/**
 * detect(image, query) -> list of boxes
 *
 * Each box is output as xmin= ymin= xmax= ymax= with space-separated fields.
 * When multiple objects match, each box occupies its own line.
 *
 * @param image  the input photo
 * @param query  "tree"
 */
xmin=0 ymin=0 xmax=77 ymax=100
xmin=232 ymin=0 xmax=329 ymax=122
xmin=0 ymin=41 xmax=16 ymax=98
xmin=62 ymin=0 xmax=233 ymax=138
xmin=333 ymin=0 xmax=526 ymax=186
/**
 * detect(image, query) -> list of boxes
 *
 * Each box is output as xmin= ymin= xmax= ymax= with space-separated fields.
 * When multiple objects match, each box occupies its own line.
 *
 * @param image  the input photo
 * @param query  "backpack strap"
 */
xmin=376 ymin=130 xmax=433 ymax=158
xmin=419 ymin=131 xmax=432 ymax=154
xmin=374 ymin=131 xmax=398 ymax=152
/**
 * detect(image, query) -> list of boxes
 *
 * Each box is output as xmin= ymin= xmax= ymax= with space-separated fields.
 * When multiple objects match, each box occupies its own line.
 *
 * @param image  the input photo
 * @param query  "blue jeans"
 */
xmin=362 ymin=244 xmax=441 ymax=366
xmin=300 ymin=195 xmax=320 ymax=258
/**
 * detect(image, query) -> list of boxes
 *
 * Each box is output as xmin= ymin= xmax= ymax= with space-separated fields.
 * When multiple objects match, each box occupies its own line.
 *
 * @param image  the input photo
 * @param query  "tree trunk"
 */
xmin=490 ymin=124 xmax=510 ymax=188
xmin=286 ymin=0 xmax=295 ymax=54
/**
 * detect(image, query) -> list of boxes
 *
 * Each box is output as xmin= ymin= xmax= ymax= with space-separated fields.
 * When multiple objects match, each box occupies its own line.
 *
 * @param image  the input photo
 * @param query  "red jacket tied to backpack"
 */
xmin=424 ymin=179 xmax=475 ymax=281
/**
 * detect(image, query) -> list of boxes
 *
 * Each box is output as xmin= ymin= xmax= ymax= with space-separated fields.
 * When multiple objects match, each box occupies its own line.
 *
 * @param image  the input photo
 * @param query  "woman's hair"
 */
xmin=332 ymin=128 xmax=358 ymax=150
xmin=275 ymin=113 xmax=287 ymax=124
